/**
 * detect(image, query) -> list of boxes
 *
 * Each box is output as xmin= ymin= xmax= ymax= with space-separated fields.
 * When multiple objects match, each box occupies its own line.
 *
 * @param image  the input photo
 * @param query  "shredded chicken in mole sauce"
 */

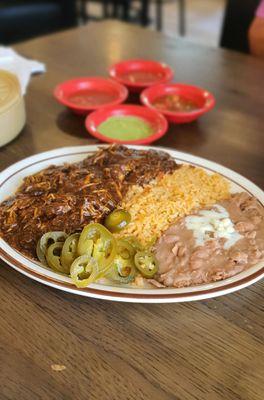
xmin=0 ymin=145 xmax=177 ymax=258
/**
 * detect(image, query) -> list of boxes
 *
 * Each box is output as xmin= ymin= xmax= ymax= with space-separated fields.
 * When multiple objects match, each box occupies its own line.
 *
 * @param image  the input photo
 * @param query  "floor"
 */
xmin=85 ymin=0 xmax=226 ymax=47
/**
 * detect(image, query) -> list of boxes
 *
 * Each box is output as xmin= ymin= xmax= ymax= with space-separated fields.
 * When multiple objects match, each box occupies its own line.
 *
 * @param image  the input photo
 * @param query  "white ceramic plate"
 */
xmin=0 ymin=145 xmax=263 ymax=303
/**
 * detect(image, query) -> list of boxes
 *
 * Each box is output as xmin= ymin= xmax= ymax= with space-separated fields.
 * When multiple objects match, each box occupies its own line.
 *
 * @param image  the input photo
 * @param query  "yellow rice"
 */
xmin=119 ymin=165 xmax=230 ymax=245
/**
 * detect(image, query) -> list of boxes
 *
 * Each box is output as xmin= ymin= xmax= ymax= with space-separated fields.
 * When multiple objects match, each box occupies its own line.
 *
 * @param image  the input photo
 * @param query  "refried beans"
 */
xmin=154 ymin=192 xmax=264 ymax=287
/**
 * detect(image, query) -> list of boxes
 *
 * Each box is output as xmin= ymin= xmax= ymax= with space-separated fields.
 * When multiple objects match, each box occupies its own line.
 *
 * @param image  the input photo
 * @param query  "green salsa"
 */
xmin=97 ymin=116 xmax=153 ymax=140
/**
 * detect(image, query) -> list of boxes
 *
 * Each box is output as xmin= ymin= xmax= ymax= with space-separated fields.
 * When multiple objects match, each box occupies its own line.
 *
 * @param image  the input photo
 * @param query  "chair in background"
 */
xmin=78 ymin=0 xmax=111 ymax=22
xmin=155 ymin=0 xmax=186 ymax=35
xmin=79 ymin=0 xmax=143 ymax=24
xmin=79 ymin=0 xmax=186 ymax=35
xmin=220 ymin=0 xmax=260 ymax=53
xmin=0 ymin=0 xmax=78 ymax=44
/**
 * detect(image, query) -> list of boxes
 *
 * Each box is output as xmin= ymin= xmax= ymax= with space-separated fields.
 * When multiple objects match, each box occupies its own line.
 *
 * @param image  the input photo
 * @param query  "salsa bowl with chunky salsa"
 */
xmin=141 ymin=83 xmax=215 ymax=123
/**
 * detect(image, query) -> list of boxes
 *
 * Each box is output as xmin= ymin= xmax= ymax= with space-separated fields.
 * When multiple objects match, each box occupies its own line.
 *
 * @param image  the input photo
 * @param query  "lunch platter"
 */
xmin=0 ymin=145 xmax=263 ymax=303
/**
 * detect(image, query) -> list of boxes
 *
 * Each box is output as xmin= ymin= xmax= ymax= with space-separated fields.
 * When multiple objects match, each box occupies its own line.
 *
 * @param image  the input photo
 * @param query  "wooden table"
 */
xmin=0 ymin=21 xmax=263 ymax=400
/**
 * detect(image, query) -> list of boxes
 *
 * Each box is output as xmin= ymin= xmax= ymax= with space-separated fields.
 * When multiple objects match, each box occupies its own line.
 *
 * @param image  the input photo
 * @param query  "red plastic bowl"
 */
xmin=85 ymin=104 xmax=168 ymax=145
xmin=109 ymin=60 xmax=174 ymax=93
xmin=54 ymin=77 xmax=128 ymax=115
xmin=141 ymin=83 xmax=215 ymax=123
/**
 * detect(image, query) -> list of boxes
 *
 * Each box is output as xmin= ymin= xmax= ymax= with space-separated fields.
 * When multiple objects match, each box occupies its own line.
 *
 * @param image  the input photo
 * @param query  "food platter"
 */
xmin=0 ymin=145 xmax=263 ymax=303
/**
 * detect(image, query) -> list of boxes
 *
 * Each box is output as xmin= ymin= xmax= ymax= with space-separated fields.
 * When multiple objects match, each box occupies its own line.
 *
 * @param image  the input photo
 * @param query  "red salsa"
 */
xmin=152 ymin=94 xmax=199 ymax=112
xmin=68 ymin=89 xmax=117 ymax=107
xmin=120 ymin=71 xmax=164 ymax=84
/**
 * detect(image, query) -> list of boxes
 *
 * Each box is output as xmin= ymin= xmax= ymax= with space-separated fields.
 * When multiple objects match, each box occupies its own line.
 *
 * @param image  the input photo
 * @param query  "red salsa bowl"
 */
xmin=109 ymin=60 xmax=174 ymax=93
xmin=141 ymin=83 xmax=215 ymax=123
xmin=54 ymin=77 xmax=128 ymax=115
xmin=85 ymin=104 xmax=168 ymax=145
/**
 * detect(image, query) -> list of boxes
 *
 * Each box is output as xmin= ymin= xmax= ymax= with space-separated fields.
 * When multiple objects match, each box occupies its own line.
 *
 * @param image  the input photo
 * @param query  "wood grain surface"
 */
xmin=0 ymin=21 xmax=263 ymax=400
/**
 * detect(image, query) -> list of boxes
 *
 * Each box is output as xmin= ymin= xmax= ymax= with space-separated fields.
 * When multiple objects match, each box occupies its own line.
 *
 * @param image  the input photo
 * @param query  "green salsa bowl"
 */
xmin=85 ymin=104 xmax=168 ymax=145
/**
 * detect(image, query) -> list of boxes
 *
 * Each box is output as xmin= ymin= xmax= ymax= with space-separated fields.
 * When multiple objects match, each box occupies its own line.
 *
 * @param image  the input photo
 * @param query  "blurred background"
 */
xmin=0 ymin=1 xmax=262 ymax=55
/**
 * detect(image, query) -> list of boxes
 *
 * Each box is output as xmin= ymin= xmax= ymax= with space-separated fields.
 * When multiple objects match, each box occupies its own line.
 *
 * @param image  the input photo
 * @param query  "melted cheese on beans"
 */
xmin=185 ymin=205 xmax=242 ymax=249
